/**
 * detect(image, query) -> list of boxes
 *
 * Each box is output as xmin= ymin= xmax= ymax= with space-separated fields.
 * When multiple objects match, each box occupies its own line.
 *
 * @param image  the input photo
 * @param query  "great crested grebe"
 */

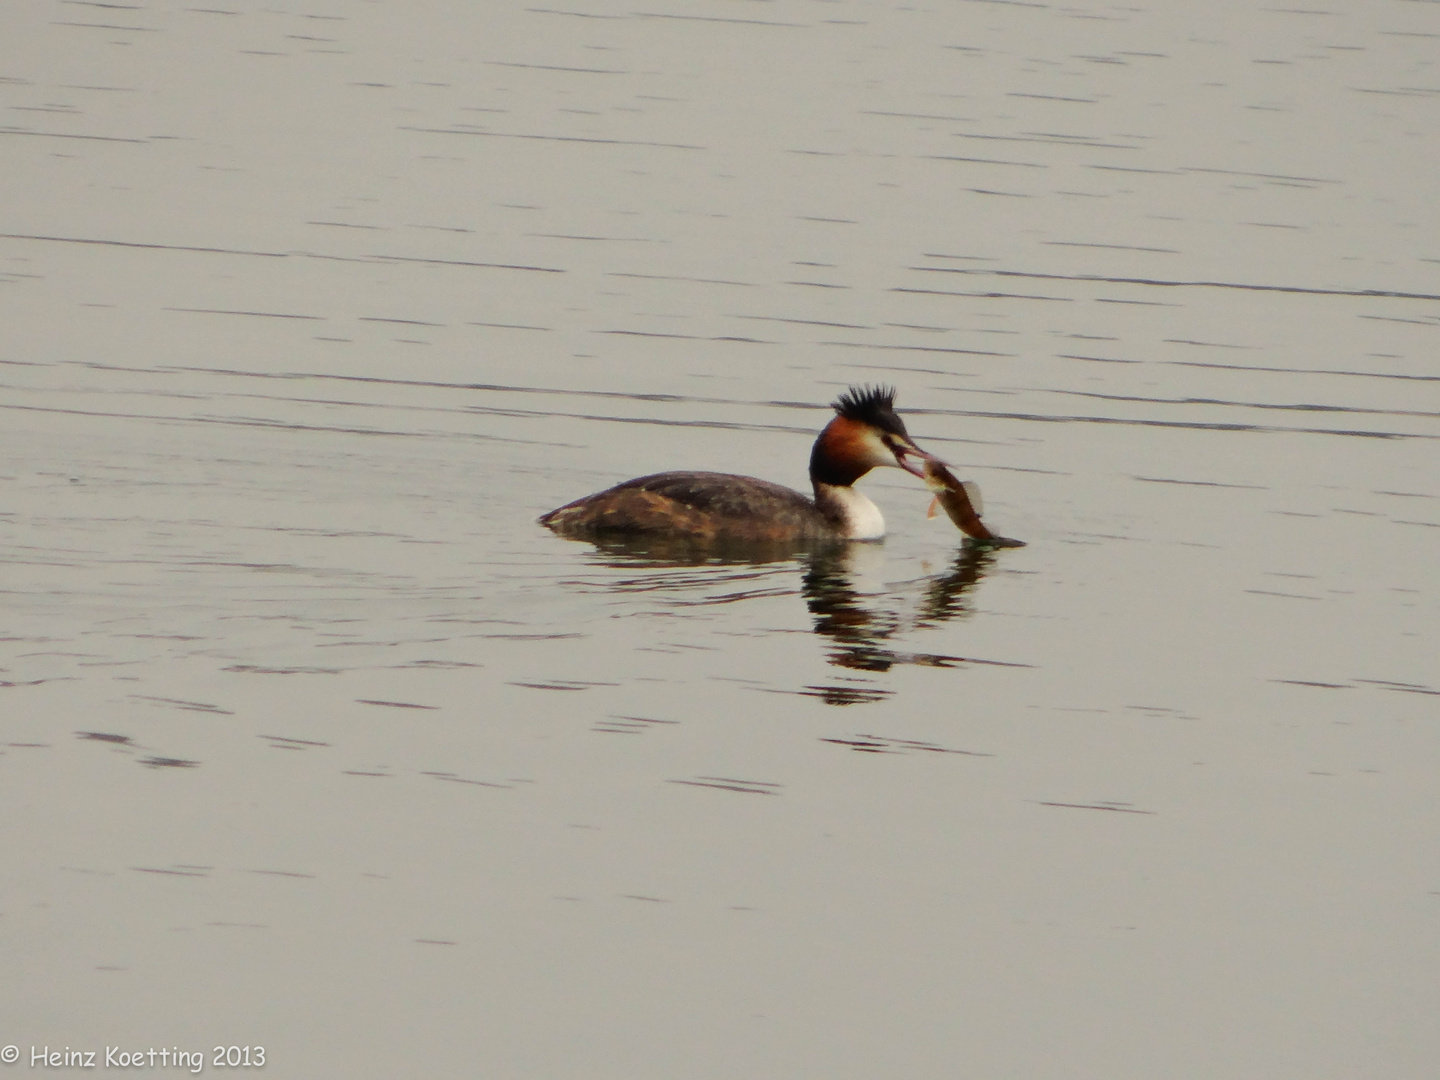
xmin=539 ymin=385 xmax=943 ymax=543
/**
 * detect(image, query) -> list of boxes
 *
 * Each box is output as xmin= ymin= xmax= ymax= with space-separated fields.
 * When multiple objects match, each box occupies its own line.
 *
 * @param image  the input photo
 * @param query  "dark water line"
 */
xmin=0 ymin=233 xmax=565 ymax=274
xmin=156 ymin=365 xmax=873 ymax=417
xmin=1047 ymin=388 xmax=1439 ymax=420
xmin=912 ymin=265 xmax=1440 ymax=303
xmin=1170 ymin=360 xmax=1439 ymax=383
xmin=914 ymin=407 xmax=1429 ymax=440
xmin=5 ymin=394 xmax=1427 ymax=443
xmin=400 ymin=125 xmax=705 ymax=151
xmin=0 ymin=231 xmax=287 ymax=258
xmin=0 ymin=401 xmax=562 ymax=443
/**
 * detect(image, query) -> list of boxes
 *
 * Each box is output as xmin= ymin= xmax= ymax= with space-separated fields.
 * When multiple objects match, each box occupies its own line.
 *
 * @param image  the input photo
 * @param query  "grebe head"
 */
xmin=809 ymin=385 xmax=943 ymax=486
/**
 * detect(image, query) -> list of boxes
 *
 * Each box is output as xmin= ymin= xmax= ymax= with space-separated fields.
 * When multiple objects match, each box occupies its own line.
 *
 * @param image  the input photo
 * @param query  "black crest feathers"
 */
xmin=831 ymin=384 xmax=905 ymax=434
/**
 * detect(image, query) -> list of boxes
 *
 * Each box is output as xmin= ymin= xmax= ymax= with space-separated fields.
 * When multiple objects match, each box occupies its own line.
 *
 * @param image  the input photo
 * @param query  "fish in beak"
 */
xmin=892 ymin=439 xmax=944 ymax=480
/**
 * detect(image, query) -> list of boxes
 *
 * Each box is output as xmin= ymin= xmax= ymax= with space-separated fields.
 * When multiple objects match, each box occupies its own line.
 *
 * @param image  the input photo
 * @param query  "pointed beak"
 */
xmin=893 ymin=440 xmax=944 ymax=479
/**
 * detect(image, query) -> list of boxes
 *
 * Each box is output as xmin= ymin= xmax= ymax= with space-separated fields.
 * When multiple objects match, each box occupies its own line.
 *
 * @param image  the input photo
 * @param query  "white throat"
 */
xmin=817 ymin=482 xmax=886 ymax=540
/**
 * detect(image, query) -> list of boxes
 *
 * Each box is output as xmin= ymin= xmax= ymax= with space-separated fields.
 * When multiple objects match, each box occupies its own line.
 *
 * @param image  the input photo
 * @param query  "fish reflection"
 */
xmin=801 ymin=544 xmax=1002 ymax=677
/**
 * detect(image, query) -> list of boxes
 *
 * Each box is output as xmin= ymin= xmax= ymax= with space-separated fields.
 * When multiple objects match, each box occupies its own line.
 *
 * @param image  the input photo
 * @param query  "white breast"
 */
xmin=821 ymin=484 xmax=886 ymax=540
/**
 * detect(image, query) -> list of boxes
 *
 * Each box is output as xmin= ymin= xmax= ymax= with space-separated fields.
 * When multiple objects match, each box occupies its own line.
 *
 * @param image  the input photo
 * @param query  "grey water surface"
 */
xmin=2 ymin=3 xmax=1437 ymax=1078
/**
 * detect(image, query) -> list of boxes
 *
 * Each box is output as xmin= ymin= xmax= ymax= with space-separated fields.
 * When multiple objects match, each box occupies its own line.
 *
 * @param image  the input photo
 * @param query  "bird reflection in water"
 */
xmin=573 ymin=534 xmax=1010 ymax=702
